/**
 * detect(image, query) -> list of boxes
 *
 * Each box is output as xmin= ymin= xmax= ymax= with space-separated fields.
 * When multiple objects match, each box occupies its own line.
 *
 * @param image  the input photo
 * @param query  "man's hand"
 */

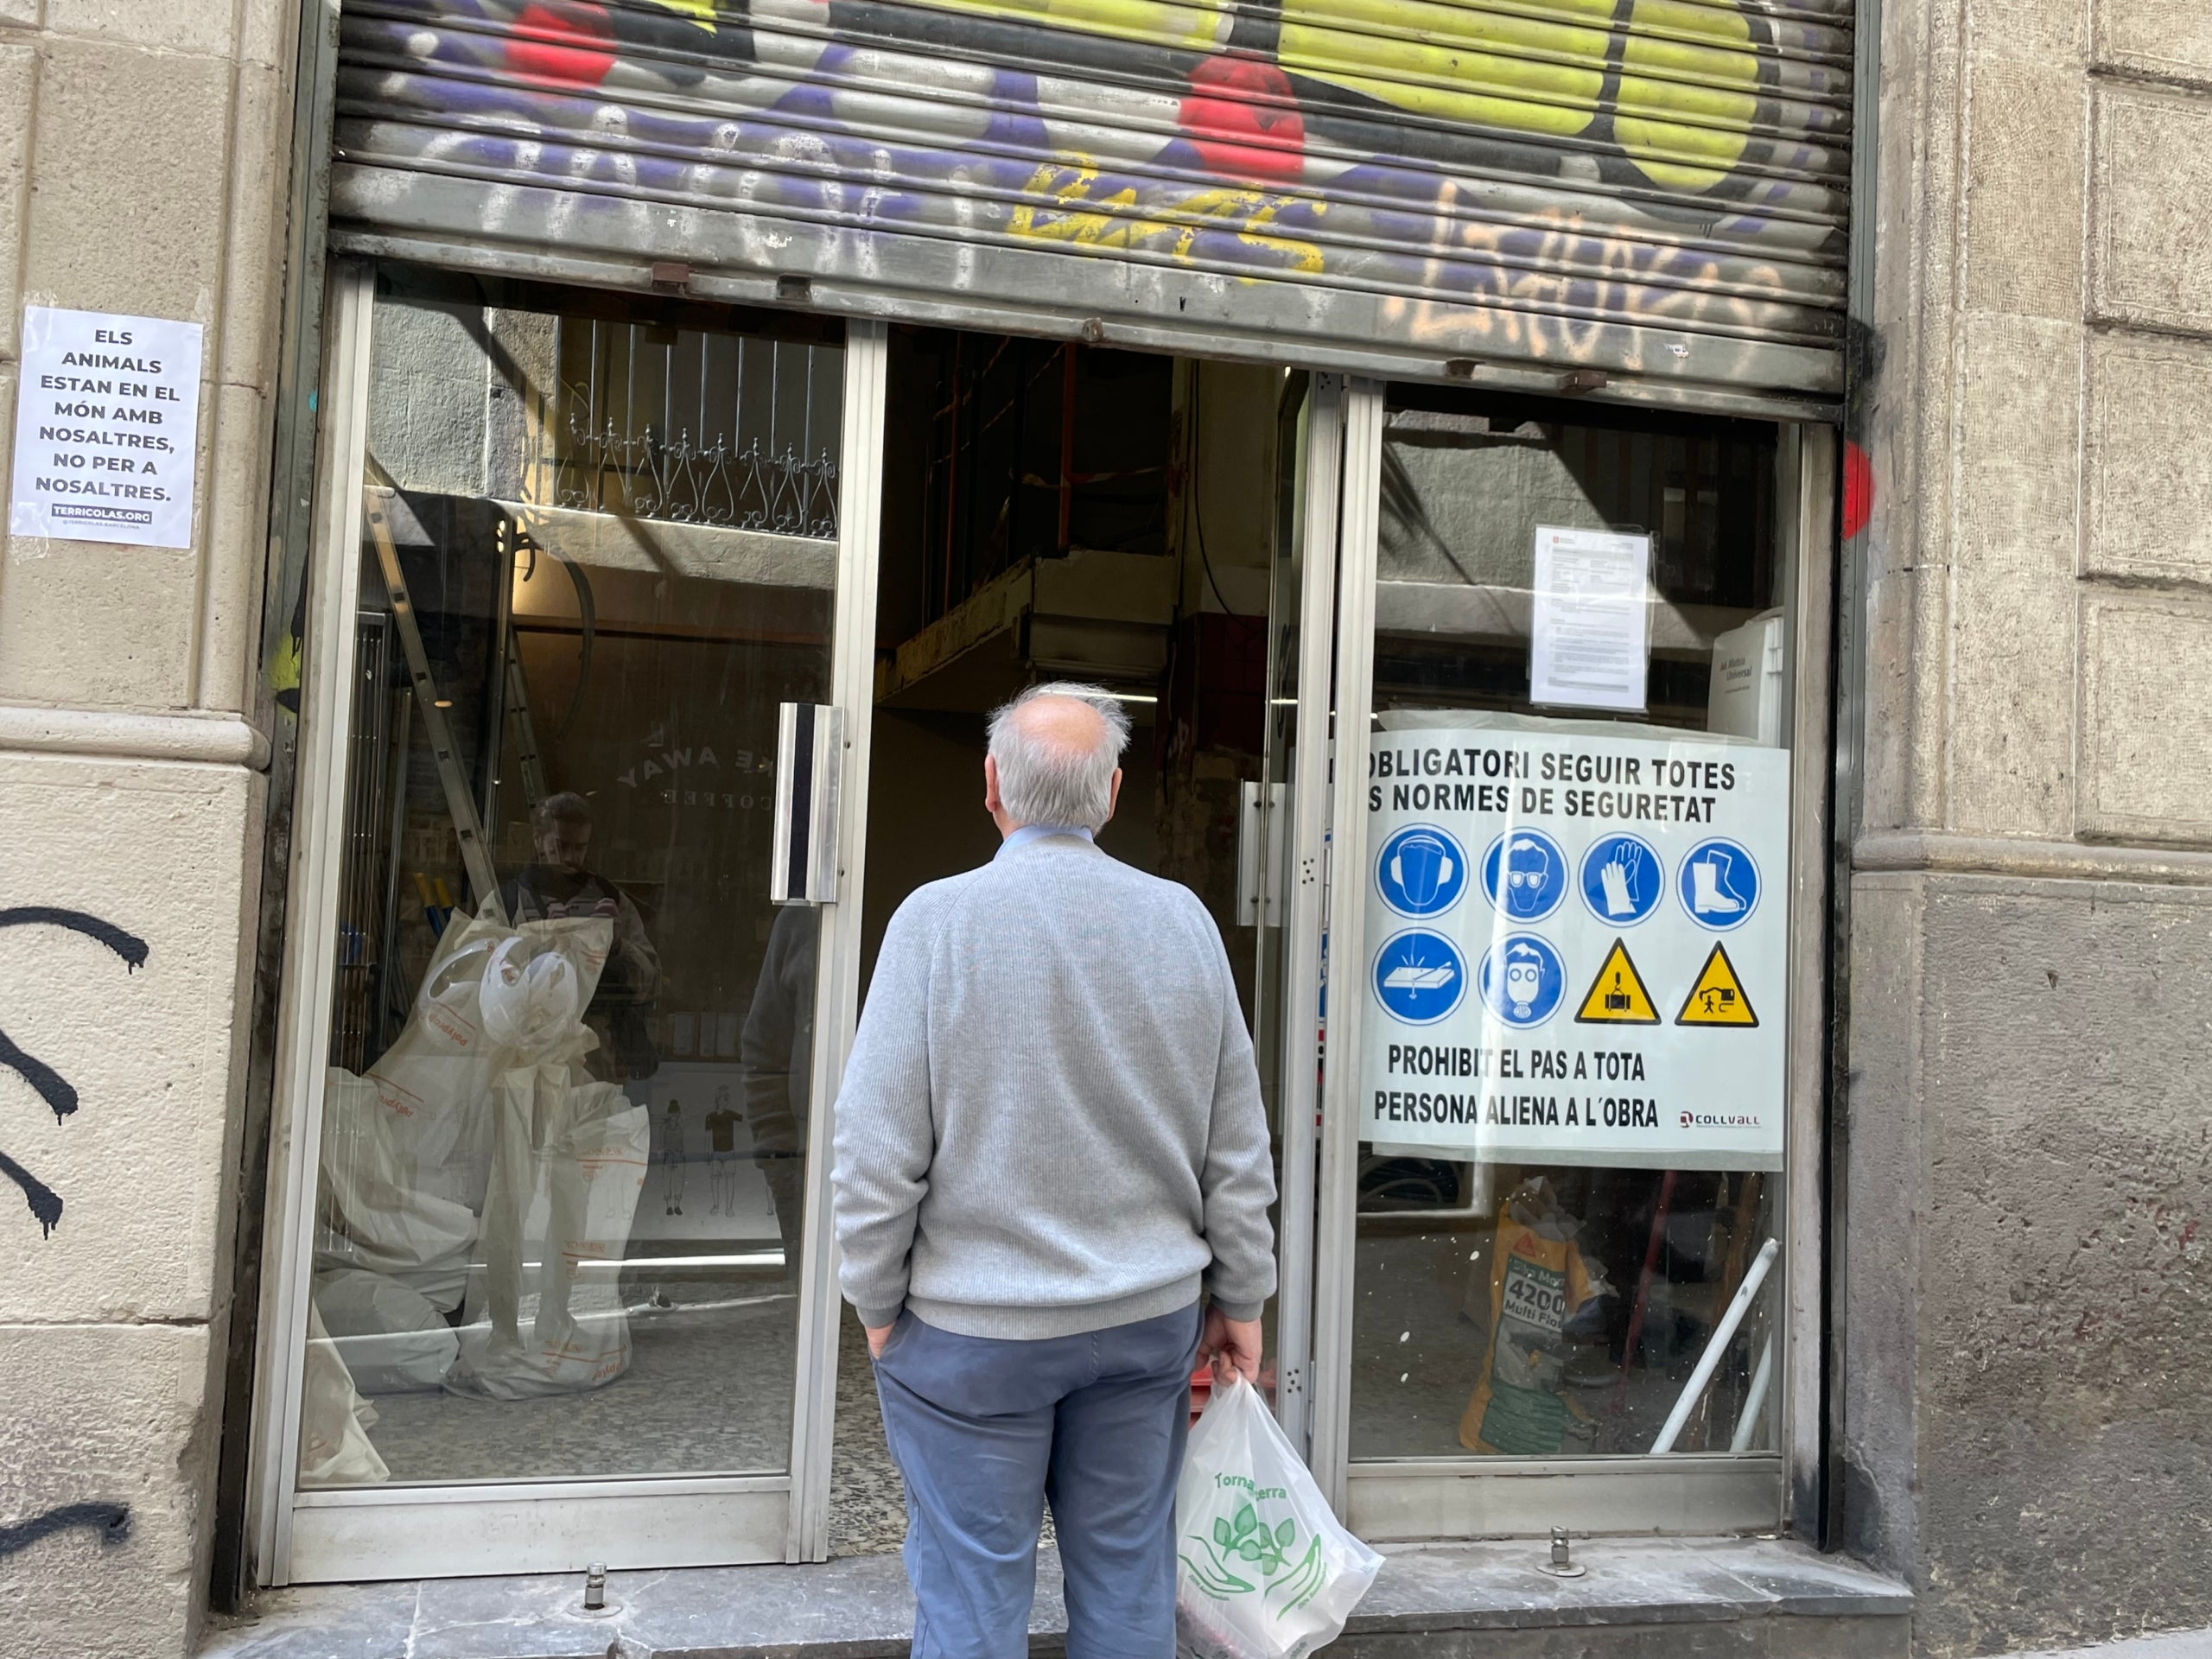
xmin=866 ymin=1322 xmax=896 ymax=1359
xmin=1198 ymin=1306 xmax=1262 ymax=1387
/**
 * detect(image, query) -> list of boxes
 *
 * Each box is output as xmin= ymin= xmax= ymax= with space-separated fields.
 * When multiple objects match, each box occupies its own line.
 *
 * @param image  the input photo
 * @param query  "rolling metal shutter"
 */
xmin=330 ymin=0 xmax=1853 ymax=403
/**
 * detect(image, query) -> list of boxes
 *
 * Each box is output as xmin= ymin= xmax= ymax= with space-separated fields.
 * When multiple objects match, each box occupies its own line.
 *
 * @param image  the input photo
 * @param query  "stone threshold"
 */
xmin=200 ymin=1536 xmax=1909 ymax=1659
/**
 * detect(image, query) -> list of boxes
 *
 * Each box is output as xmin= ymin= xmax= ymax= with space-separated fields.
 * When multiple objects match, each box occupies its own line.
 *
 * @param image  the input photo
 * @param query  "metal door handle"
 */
xmin=771 ymin=702 xmax=842 ymax=906
xmin=1237 ymin=781 xmax=1287 ymax=927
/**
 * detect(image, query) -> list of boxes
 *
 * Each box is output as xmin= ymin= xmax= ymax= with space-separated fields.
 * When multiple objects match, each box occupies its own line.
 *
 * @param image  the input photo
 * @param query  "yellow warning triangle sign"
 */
xmin=1675 ymin=943 xmax=1759 ymax=1027
xmin=1573 ymin=938 xmax=1660 ymax=1025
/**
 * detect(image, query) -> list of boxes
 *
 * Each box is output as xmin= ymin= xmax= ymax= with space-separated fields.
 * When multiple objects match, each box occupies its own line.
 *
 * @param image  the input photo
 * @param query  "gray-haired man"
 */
xmin=833 ymin=682 xmax=1277 ymax=1659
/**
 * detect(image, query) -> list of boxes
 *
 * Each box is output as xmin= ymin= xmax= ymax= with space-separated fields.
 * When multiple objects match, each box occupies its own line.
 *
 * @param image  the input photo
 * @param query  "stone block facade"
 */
xmin=1850 ymin=0 xmax=2212 ymax=1650
xmin=0 ymin=3 xmax=296 ymax=1657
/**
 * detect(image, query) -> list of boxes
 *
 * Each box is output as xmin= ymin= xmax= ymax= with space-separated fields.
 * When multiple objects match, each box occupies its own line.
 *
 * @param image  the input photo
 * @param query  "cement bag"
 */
xmin=447 ymin=1072 xmax=650 ymax=1401
xmin=315 ymin=1069 xmax=478 ymax=1313
xmin=312 ymin=1266 xmax=460 ymax=1393
xmin=1176 ymin=1376 xmax=1382 ymax=1659
xmin=1459 ymin=1178 xmax=1611 ymax=1456
xmin=360 ymin=906 xmax=612 ymax=1215
xmin=297 ymin=1302 xmax=390 ymax=1487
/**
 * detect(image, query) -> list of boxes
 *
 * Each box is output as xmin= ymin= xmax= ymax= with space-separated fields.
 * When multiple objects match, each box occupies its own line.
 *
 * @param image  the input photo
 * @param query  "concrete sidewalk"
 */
xmin=201 ymin=1535 xmax=1910 ymax=1659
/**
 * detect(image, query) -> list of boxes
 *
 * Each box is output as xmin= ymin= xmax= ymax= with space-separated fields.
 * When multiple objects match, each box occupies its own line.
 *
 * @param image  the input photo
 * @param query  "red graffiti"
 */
xmin=508 ymin=2 xmax=616 ymax=87
xmin=1178 ymin=54 xmax=1306 ymax=185
xmin=1842 ymin=439 xmax=1873 ymax=540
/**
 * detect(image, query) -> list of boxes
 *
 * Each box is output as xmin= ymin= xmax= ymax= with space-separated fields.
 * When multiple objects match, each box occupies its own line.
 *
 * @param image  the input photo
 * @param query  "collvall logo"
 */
xmin=1681 ymin=1110 xmax=1762 ymax=1129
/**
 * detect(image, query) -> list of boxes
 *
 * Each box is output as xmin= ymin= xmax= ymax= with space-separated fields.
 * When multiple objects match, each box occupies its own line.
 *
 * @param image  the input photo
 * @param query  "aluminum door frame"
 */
xmin=785 ymin=319 xmax=888 ymax=1563
xmin=1268 ymin=374 xmax=1345 ymax=1457
xmin=1304 ymin=388 xmax=1836 ymax=1540
xmin=243 ymin=269 xmax=890 ymax=1586
xmin=1306 ymin=378 xmax=1384 ymax=1515
xmin=245 ymin=258 xmax=377 ymax=1586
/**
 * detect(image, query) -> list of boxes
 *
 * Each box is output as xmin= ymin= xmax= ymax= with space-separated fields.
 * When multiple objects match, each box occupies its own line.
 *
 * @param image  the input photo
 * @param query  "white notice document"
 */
xmin=10 ymin=306 xmax=204 ymax=550
xmin=1529 ymin=524 xmax=1651 ymax=712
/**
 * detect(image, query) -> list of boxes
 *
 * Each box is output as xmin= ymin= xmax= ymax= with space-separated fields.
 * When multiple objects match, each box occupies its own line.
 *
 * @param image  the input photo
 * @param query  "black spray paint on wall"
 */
xmin=0 ymin=907 xmax=149 ymax=1237
xmin=0 ymin=1501 xmax=131 ymax=1560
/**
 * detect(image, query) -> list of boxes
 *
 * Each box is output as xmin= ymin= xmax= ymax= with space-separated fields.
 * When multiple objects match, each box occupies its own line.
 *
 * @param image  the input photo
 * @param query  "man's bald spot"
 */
xmin=1010 ymin=692 xmax=1116 ymax=762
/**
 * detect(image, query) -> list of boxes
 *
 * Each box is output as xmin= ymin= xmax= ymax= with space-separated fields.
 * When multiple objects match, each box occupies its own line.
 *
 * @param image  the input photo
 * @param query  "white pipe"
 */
xmin=1652 ymin=1236 xmax=1780 ymax=1454
xmin=1727 ymin=1335 xmax=1776 ymax=1453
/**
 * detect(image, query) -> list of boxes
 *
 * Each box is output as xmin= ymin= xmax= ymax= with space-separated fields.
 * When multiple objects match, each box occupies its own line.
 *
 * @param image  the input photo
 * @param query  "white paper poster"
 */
xmin=1529 ymin=525 xmax=1650 ymax=712
xmin=10 ymin=307 xmax=204 ymax=550
xmin=1359 ymin=720 xmax=1788 ymax=1172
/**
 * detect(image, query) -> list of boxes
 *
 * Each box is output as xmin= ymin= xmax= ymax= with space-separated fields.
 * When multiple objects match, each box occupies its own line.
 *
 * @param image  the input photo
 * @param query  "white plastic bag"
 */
xmin=1175 ymin=1376 xmax=1382 ymax=1659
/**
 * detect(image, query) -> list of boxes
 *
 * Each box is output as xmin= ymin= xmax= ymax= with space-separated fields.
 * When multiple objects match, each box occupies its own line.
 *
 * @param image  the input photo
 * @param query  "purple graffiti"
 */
xmin=332 ymin=0 xmax=1851 ymax=356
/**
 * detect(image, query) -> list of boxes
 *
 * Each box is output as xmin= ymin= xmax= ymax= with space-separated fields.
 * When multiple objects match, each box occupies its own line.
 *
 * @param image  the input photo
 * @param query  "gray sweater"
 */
xmin=831 ymin=833 xmax=1278 ymax=1340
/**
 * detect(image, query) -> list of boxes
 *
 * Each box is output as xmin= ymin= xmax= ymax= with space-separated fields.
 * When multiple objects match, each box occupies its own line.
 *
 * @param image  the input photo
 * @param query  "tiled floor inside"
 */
xmin=344 ymin=1287 xmax=799 ymax=1485
xmin=302 ymin=1281 xmax=934 ymax=1559
xmin=829 ymin=1303 xmax=906 ymax=1556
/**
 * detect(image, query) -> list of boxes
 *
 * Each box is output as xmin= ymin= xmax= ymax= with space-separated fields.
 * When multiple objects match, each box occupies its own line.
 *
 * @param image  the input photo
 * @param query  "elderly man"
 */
xmin=833 ymin=682 xmax=1277 ymax=1658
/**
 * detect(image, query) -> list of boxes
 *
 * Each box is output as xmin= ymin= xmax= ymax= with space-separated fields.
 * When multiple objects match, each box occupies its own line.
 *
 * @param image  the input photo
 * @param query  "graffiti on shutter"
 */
xmin=333 ymin=0 xmax=1851 ymax=391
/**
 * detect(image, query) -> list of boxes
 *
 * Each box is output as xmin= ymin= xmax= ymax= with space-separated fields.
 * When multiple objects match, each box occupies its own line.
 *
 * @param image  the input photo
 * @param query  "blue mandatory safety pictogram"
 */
xmin=1677 ymin=837 xmax=1760 ymax=930
xmin=1376 ymin=825 xmax=1467 ymax=918
xmin=1479 ymin=829 xmax=1567 ymax=922
xmin=1579 ymin=832 xmax=1664 ymax=926
xmin=1372 ymin=930 xmax=1467 ymax=1026
xmin=1477 ymin=933 xmax=1567 ymax=1029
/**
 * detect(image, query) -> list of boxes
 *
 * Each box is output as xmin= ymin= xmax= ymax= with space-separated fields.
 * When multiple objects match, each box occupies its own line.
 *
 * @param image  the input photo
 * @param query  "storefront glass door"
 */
xmin=251 ymin=264 xmax=887 ymax=1582
xmin=254 ymin=284 xmax=1828 ymax=1580
xmin=1307 ymin=381 xmax=1834 ymax=1539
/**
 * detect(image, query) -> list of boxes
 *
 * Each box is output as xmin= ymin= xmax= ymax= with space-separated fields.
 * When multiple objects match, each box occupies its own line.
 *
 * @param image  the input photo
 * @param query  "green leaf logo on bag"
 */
xmin=1181 ymin=1489 xmax=1329 ymax=1618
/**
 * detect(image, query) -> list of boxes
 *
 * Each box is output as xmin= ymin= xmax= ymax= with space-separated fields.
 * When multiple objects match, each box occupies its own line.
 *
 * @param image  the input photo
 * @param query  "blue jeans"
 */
xmin=871 ymin=1302 xmax=1202 ymax=1659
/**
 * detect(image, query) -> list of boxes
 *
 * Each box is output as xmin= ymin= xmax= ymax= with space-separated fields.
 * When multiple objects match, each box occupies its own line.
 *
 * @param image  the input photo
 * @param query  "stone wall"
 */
xmin=1849 ymin=0 xmax=2212 ymax=1650
xmin=0 ymin=3 xmax=298 ymax=1656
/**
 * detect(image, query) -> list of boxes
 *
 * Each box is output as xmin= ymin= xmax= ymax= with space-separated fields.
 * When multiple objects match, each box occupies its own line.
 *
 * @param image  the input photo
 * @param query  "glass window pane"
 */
xmin=1347 ymin=388 xmax=1787 ymax=1462
xmin=299 ymin=270 xmax=842 ymax=1488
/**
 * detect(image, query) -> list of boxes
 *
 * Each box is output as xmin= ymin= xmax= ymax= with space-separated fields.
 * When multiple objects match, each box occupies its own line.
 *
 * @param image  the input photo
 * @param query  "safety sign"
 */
xmin=1574 ymin=939 xmax=1658 ymax=1025
xmin=1374 ymin=930 xmax=1466 ymax=1024
xmin=1580 ymin=833 xmax=1663 ymax=925
xmin=1359 ymin=719 xmax=1789 ymax=1172
xmin=1675 ymin=944 xmax=1758 ymax=1027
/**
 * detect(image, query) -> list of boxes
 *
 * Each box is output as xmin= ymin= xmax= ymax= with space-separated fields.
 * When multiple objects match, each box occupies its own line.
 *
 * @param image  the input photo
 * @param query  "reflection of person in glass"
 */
xmin=499 ymin=792 xmax=660 ymax=1080
xmin=704 ymin=1085 xmax=742 ymax=1217
xmin=741 ymin=904 xmax=817 ymax=1274
xmin=660 ymin=1100 xmax=687 ymax=1216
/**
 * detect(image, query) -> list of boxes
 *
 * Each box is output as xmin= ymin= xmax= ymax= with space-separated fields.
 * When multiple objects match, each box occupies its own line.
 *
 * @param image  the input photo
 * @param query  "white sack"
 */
xmin=315 ymin=1069 xmax=478 ymax=1312
xmin=358 ymin=907 xmax=612 ymax=1216
xmin=312 ymin=1266 xmax=460 ymax=1394
xmin=297 ymin=1302 xmax=390 ymax=1487
xmin=446 ymin=1073 xmax=650 ymax=1400
xmin=315 ymin=907 xmax=613 ymax=1313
